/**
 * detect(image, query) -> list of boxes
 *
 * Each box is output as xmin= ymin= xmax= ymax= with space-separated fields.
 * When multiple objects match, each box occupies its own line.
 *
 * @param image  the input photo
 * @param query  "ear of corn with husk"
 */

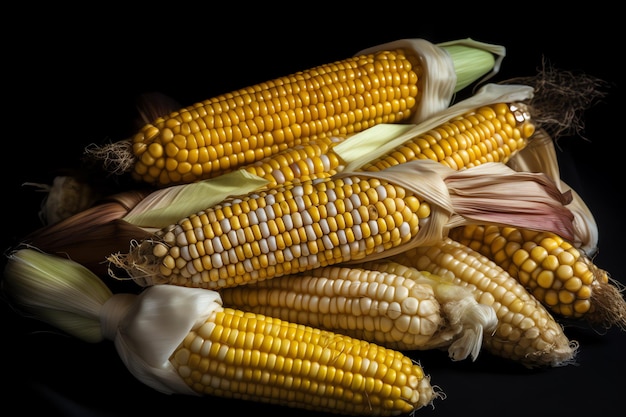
xmin=106 ymin=157 xmax=575 ymax=291
xmin=3 ymin=248 xmax=442 ymax=416
xmin=83 ymin=38 xmax=502 ymax=187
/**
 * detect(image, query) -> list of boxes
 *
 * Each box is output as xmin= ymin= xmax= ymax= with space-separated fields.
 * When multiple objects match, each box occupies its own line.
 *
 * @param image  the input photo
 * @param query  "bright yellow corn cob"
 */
xmin=367 ymin=238 xmax=578 ymax=368
xmin=219 ymin=264 xmax=497 ymax=360
xmin=3 ymin=248 xmax=439 ymax=416
xmin=448 ymin=224 xmax=626 ymax=330
xmin=242 ymin=100 xmax=535 ymax=187
xmin=87 ymin=48 xmax=423 ymax=187
xmin=109 ymin=173 xmax=429 ymax=289
xmin=357 ymin=102 xmax=536 ymax=172
xmin=174 ymin=306 xmax=437 ymax=415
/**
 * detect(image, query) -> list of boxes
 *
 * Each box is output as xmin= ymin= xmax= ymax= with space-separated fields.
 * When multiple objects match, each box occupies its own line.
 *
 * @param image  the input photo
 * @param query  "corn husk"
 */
xmin=506 ymin=130 xmax=599 ymax=256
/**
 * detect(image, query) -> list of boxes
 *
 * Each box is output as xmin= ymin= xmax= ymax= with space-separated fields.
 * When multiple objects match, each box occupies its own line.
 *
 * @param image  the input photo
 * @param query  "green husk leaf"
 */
xmin=123 ymin=170 xmax=268 ymax=228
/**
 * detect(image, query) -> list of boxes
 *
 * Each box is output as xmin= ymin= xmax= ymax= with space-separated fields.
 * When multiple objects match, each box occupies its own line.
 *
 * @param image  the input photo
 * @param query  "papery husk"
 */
xmin=357 ymin=38 xmax=504 ymax=123
xmin=2 ymin=248 xmax=212 ymax=395
xmin=19 ymin=190 xmax=152 ymax=279
xmin=123 ymin=169 xmax=269 ymax=229
xmin=335 ymin=159 xmax=575 ymax=265
xmin=506 ymin=129 xmax=599 ymax=256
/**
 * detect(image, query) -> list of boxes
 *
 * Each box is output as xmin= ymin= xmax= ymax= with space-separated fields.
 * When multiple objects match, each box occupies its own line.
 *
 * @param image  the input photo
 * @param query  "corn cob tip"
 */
xmin=586 ymin=273 xmax=626 ymax=332
xmin=504 ymin=63 xmax=609 ymax=141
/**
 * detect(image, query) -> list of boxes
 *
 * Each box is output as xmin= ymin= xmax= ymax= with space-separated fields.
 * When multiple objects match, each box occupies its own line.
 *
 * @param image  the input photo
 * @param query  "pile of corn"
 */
xmin=3 ymin=38 xmax=624 ymax=416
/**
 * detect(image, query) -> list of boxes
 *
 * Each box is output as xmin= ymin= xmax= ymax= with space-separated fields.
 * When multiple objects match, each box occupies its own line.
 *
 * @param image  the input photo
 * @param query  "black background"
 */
xmin=2 ymin=5 xmax=624 ymax=416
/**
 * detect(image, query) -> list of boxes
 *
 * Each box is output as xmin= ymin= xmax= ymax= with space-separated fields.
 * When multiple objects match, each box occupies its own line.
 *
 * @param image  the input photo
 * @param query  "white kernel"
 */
xmin=350 ymin=194 xmax=362 ymax=208
xmin=180 ymin=245 xmax=191 ymax=261
xmin=305 ymin=224 xmax=317 ymax=241
xmin=301 ymin=210 xmax=313 ymax=225
xmin=260 ymin=222 xmax=270 ymax=238
xmin=220 ymin=218 xmax=231 ymax=233
xmin=211 ymin=253 xmax=223 ymax=268
xmin=271 ymin=170 xmax=285 ymax=184
xmin=236 ymin=229 xmax=246 ymax=244
xmin=255 ymin=207 xmax=267 ymax=223
xmin=326 ymin=202 xmax=337 ymax=217
xmin=292 ymin=185 xmax=304 ymax=196
xmin=176 ymin=231 xmax=188 ymax=246
xmin=212 ymin=236 xmax=223 ymax=253
xmin=319 ymin=218 xmax=330 ymax=234
xmin=186 ymin=262 xmax=197 ymax=275
xmin=249 ymin=210 xmax=259 ymax=225
xmin=243 ymin=259 xmax=254 ymax=272
xmin=227 ymin=230 xmax=238 ymax=246
xmin=326 ymin=189 xmax=336 ymax=202
xmin=294 ymin=195 xmax=306 ymax=211
xmin=267 ymin=235 xmax=277 ymax=251
xmin=399 ymin=222 xmax=411 ymax=238
xmin=283 ymin=215 xmax=293 ymax=230
xmin=267 ymin=252 xmax=277 ymax=266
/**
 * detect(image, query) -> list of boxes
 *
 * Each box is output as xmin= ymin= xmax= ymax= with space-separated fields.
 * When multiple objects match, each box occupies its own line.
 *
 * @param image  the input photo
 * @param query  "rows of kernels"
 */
xmin=241 ymin=136 xmax=343 ymax=185
xmin=219 ymin=265 xmax=443 ymax=350
xmin=449 ymin=225 xmax=603 ymax=318
xmin=131 ymin=49 xmax=422 ymax=186
xmin=391 ymin=238 xmax=575 ymax=367
xmin=169 ymin=307 xmax=429 ymax=415
xmin=145 ymin=175 xmax=424 ymax=289
xmin=359 ymin=103 xmax=535 ymax=173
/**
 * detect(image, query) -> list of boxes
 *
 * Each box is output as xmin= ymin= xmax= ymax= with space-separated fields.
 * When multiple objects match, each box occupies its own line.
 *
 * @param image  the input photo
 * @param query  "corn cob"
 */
xmin=219 ymin=265 xmax=497 ymax=359
xmin=108 ymin=173 xmax=428 ymax=289
xmin=3 ymin=248 xmax=440 ymax=415
xmin=356 ymin=102 xmax=535 ymax=172
xmin=366 ymin=238 xmax=578 ymax=368
xmin=448 ymin=224 xmax=626 ymax=330
xmin=84 ymin=40 xmax=499 ymax=187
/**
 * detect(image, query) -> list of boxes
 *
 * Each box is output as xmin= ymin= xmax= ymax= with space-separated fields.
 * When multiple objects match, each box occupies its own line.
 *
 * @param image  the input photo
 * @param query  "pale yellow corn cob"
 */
xmin=174 ymin=306 xmax=437 ymax=415
xmin=219 ymin=264 xmax=496 ymax=360
xmin=360 ymin=238 xmax=578 ymax=368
